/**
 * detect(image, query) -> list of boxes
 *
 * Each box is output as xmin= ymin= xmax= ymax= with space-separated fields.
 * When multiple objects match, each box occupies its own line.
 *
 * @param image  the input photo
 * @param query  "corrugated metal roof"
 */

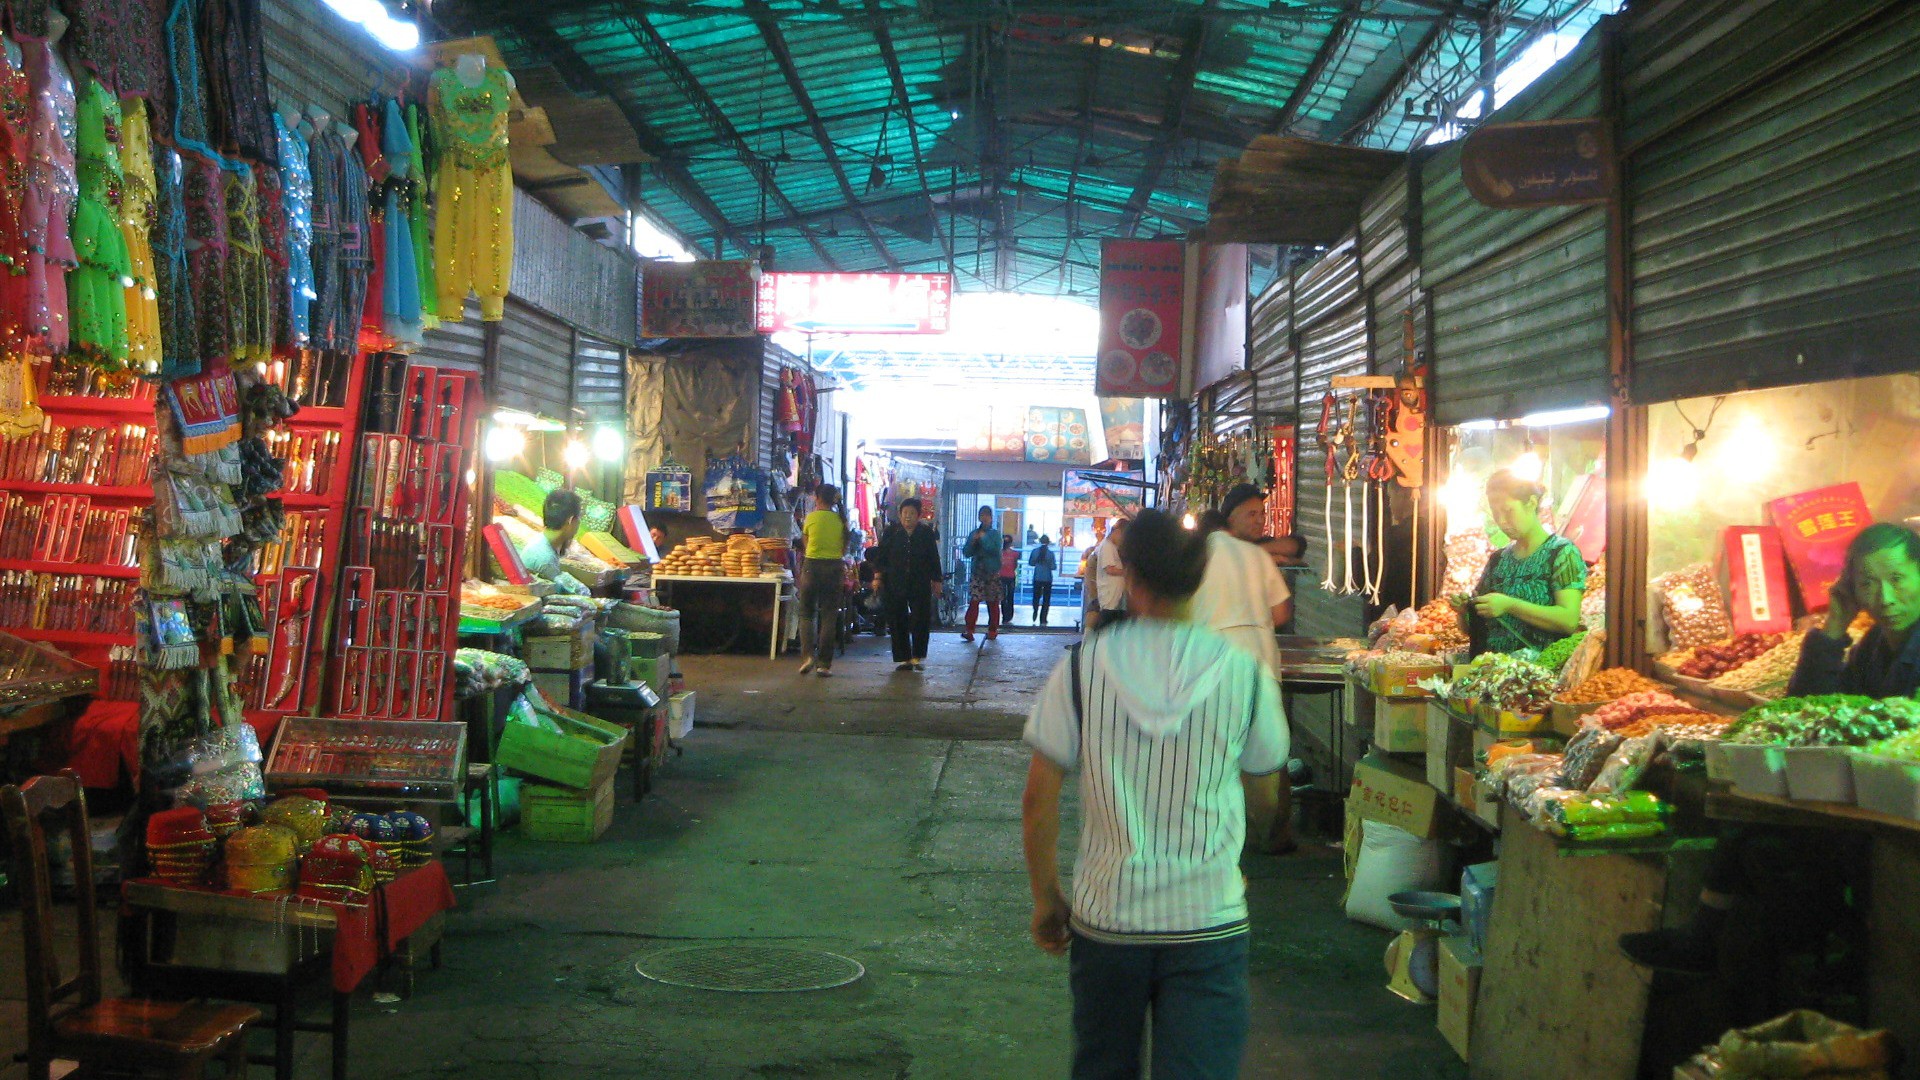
xmin=460 ymin=0 xmax=1616 ymax=294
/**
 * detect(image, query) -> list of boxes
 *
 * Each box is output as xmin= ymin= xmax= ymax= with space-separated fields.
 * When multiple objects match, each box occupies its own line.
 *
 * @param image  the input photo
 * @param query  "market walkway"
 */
xmin=0 ymin=633 xmax=1467 ymax=1080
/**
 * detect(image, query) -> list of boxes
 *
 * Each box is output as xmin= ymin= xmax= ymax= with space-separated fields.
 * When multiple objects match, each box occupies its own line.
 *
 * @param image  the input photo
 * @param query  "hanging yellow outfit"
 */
xmin=120 ymin=98 xmax=162 ymax=375
xmin=429 ymin=64 xmax=512 ymax=322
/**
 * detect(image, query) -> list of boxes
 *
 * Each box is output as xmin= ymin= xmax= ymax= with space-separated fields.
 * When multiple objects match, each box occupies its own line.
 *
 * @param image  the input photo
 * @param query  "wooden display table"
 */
xmin=653 ymin=574 xmax=794 ymax=658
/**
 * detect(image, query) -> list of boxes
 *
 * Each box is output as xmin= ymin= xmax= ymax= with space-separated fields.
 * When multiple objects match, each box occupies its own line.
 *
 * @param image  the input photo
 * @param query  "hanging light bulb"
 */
xmin=1646 ymin=455 xmax=1699 ymax=509
xmin=483 ymin=425 xmax=525 ymax=463
xmin=562 ymin=439 xmax=591 ymax=471
xmin=1510 ymin=449 xmax=1545 ymax=483
xmin=1181 ymin=513 xmax=1197 ymax=530
xmin=591 ymin=426 xmax=625 ymax=462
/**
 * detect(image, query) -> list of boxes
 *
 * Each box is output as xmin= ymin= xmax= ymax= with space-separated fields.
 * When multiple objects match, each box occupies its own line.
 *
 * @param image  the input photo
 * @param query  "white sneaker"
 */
xmin=817 ymin=669 xmax=833 ymax=678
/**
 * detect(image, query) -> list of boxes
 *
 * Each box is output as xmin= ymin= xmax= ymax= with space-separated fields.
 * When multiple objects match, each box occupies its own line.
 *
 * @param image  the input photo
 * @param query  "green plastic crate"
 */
xmin=496 ymin=706 xmax=629 ymax=791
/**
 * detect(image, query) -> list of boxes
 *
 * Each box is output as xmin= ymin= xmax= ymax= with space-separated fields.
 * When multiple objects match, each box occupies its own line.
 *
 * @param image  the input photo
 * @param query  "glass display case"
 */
xmin=0 ymin=630 xmax=100 ymax=709
xmin=265 ymin=717 xmax=467 ymax=802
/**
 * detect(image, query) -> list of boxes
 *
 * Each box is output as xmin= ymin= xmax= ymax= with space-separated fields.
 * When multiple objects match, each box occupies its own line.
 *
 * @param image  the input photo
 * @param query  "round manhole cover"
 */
xmin=634 ymin=945 xmax=866 ymax=993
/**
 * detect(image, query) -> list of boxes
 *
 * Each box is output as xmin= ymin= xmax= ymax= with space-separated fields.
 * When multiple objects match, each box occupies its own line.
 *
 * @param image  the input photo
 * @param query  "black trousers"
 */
xmin=1000 ymin=576 xmax=1017 ymax=623
xmin=886 ymin=583 xmax=933 ymax=662
xmin=1032 ymin=577 xmax=1052 ymax=622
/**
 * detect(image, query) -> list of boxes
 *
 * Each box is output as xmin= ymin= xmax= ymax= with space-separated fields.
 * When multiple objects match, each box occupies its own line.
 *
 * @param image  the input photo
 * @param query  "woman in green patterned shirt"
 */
xmin=1454 ymin=470 xmax=1587 ymax=657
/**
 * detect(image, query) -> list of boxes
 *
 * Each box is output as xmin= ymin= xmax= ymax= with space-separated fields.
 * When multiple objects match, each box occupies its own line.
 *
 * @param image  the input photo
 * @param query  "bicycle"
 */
xmin=938 ymin=567 xmax=964 ymax=627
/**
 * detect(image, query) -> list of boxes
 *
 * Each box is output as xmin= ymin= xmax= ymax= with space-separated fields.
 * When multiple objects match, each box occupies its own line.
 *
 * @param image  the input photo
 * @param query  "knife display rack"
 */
xmin=0 ymin=381 xmax=156 ymax=678
xmin=325 ymin=357 xmax=479 ymax=723
xmin=238 ymin=350 xmax=372 ymax=731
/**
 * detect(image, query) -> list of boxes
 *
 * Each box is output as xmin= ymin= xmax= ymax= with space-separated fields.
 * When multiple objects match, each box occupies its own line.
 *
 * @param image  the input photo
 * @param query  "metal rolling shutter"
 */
xmin=1360 ymin=165 xmax=1422 ymax=376
xmin=1626 ymin=1 xmax=1920 ymax=403
xmin=1248 ymin=277 xmax=1295 ymax=419
xmin=1292 ymin=232 xmax=1371 ymax=639
xmin=261 ymin=0 xmax=391 ymax=118
xmin=413 ymin=301 xmax=487 ymax=373
xmin=1422 ymin=34 xmax=1608 ymax=425
xmin=1208 ymin=372 xmax=1255 ymax=434
xmin=572 ymin=337 xmax=626 ymax=424
xmin=493 ymin=301 xmax=574 ymax=419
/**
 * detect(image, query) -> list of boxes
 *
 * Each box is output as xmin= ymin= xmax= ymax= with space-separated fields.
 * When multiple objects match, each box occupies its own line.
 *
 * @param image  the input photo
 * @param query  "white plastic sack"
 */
xmin=1344 ymin=819 xmax=1447 ymax=932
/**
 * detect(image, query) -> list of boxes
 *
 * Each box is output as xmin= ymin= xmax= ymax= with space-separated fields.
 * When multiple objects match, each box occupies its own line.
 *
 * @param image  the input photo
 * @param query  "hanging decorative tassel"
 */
xmin=164 ymin=367 xmax=243 ymax=456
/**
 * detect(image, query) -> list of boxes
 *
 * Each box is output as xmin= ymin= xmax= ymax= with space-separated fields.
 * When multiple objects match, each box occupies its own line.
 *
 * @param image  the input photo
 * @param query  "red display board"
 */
xmin=1096 ymin=240 xmax=1186 ymax=398
xmin=1769 ymin=482 xmax=1872 ymax=611
xmin=1725 ymin=526 xmax=1793 ymax=634
xmin=755 ymin=272 xmax=952 ymax=334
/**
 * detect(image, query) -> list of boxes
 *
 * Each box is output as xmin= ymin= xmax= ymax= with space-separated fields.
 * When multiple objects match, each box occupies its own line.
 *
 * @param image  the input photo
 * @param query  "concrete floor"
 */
xmin=2 ymin=631 xmax=1467 ymax=1079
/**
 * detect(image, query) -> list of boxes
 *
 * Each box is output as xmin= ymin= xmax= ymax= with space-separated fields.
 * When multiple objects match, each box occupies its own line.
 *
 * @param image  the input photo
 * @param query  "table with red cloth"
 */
xmin=121 ymin=862 xmax=456 ymax=1080
xmin=123 ymin=861 xmax=455 ymax=993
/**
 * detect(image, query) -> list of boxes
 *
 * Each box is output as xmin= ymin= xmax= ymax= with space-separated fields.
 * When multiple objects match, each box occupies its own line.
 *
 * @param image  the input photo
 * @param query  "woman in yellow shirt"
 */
xmin=798 ymin=485 xmax=849 ymax=677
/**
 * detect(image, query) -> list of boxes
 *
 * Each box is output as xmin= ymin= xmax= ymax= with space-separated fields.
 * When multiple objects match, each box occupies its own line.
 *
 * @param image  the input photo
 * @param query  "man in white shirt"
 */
xmin=1023 ymin=509 xmax=1287 ymax=1080
xmin=1080 ymin=518 xmax=1130 ymax=632
xmin=1190 ymin=484 xmax=1296 ymax=853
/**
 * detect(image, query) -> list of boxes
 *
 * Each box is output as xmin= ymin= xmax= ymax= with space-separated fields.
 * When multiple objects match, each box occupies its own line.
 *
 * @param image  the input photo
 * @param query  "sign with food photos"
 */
xmin=1096 ymin=240 xmax=1185 ymax=398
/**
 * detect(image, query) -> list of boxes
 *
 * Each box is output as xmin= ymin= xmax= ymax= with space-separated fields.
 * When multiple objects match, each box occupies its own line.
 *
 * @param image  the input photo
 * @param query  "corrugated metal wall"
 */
xmin=1247 ymin=277 xmax=1296 ymax=420
xmin=509 ymin=190 xmax=642 ymax=348
xmin=1422 ymin=33 xmax=1608 ymax=424
xmin=1626 ymin=0 xmax=1920 ymax=402
xmin=759 ymin=341 xmax=806 ymax=471
xmin=1291 ymin=231 xmax=1370 ymax=640
xmin=414 ymin=301 xmax=488 ymax=373
xmin=494 ymin=300 xmax=575 ymax=418
xmin=1360 ymin=165 xmax=1421 ymax=374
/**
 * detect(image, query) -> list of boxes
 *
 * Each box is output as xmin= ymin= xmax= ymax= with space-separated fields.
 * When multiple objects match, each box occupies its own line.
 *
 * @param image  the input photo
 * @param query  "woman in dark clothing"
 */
xmin=1453 ymin=470 xmax=1586 ymax=657
xmin=1028 ymin=536 xmax=1056 ymax=623
xmin=875 ymin=498 xmax=943 ymax=671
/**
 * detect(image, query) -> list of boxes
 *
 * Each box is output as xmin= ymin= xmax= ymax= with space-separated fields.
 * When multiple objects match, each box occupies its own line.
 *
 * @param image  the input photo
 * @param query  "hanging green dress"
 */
xmin=69 ymin=75 xmax=131 ymax=368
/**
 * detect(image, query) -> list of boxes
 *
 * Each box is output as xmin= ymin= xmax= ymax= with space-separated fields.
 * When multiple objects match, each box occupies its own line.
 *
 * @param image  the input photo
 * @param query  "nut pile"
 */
xmin=1556 ymin=667 xmax=1664 ymax=704
xmin=1709 ymin=633 xmax=1804 ymax=692
xmin=1615 ymin=713 xmax=1732 ymax=740
xmin=1413 ymin=597 xmax=1470 ymax=651
xmin=1441 ymin=529 xmax=1491 ymax=598
xmin=1654 ymin=563 xmax=1734 ymax=649
xmin=1677 ymin=633 xmax=1783 ymax=679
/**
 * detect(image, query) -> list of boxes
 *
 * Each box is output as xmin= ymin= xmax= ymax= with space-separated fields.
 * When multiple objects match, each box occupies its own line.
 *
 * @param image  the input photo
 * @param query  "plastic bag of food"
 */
xmin=1560 ymin=724 xmax=1625 ymax=790
xmin=1654 ymin=563 xmax=1734 ymax=650
xmin=1717 ymin=1010 xmax=1894 ymax=1080
xmin=1590 ymin=735 xmax=1659 ymax=794
xmin=173 ymin=761 xmax=266 ymax=806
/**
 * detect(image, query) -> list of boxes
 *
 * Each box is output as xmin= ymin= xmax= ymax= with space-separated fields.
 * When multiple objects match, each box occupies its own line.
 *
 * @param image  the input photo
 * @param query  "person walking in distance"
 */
xmin=875 ymin=498 xmax=942 ymax=672
xmin=1029 ymin=535 xmax=1057 ymax=625
xmin=1022 ymin=509 xmax=1288 ymax=1080
xmin=1081 ymin=518 xmax=1130 ymax=633
xmin=796 ymin=485 xmax=848 ymax=678
xmin=1000 ymin=541 xmax=1021 ymax=627
xmin=962 ymin=506 xmax=1006 ymax=643
xmin=1191 ymin=484 xmax=1299 ymax=854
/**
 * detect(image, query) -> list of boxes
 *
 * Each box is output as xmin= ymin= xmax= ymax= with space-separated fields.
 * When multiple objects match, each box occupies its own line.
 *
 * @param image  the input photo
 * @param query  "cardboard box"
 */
xmin=1373 ymin=697 xmax=1428 ymax=754
xmin=1426 ymin=702 xmax=1457 ymax=793
xmin=1343 ymin=681 xmax=1375 ymax=729
xmin=530 ymin=668 xmax=589 ymax=710
xmin=1455 ymin=766 xmax=1499 ymax=828
xmin=1369 ymin=657 xmax=1447 ymax=698
xmin=1438 ymin=935 xmax=1483 ymax=1061
xmin=669 ymin=691 xmax=696 ymax=739
xmin=1349 ymin=752 xmax=1442 ymax=839
xmin=1549 ymin=700 xmax=1602 ymax=737
xmin=524 ymin=622 xmax=596 ymax=670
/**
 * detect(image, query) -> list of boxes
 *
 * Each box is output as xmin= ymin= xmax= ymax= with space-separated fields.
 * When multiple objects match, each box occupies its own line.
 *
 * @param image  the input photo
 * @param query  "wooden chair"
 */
xmin=2 ymin=772 xmax=260 ymax=1080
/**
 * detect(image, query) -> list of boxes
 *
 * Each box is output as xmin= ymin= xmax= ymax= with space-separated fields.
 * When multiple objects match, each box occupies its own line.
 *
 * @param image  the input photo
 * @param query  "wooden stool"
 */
xmin=449 ymin=763 xmax=496 ymax=885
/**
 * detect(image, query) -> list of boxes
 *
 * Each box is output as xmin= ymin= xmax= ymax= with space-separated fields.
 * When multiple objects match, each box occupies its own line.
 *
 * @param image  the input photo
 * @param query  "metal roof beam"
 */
xmin=745 ymin=0 xmax=903 ymax=271
xmin=1059 ymin=45 xmax=1100 ymax=291
xmin=1273 ymin=12 xmax=1355 ymax=132
xmin=716 ymin=181 xmax=996 ymax=236
xmin=502 ymin=16 xmax=756 ymax=257
xmin=1119 ymin=6 xmax=1212 ymax=238
xmin=614 ymin=12 xmax=840 ymax=269
xmin=871 ymin=3 xmax=956 ymax=276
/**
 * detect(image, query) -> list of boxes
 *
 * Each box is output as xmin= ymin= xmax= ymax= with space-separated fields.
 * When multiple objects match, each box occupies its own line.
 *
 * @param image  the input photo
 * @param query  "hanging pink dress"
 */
xmin=21 ymin=36 xmax=75 ymax=357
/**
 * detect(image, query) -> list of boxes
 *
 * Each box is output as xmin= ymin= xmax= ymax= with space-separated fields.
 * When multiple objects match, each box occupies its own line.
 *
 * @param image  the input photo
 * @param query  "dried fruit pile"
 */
xmin=1591 ymin=691 xmax=1697 ymax=730
xmin=1556 ymin=667 xmax=1664 ymax=704
xmin=1413 ymin=597 xmax=1469 ymax=651
xmin=1677 ymin=633 xmax=1782 ymax=679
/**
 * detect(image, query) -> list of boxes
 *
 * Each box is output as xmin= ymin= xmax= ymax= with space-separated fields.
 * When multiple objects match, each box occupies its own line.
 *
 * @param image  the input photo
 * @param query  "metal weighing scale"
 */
xmin=1384 ymin=891 xmax=1461 ymax=1004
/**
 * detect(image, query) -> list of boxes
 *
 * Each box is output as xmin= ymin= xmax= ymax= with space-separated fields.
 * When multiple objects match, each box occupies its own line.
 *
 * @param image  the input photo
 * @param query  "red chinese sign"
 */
xmin=1768 ymin=482 xmax=1872 ymax=610
xmin=1725 ymin=526 xmax=1792 ymax=634
xmin=755 ymin=272 xmax=952 ymax=334
xmin=1097 ymin=240 xmax=1186 ymax=398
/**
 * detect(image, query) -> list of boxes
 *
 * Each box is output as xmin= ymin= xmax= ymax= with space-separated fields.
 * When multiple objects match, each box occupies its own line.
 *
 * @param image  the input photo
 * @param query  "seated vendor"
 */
xmin=1621 ymin=523 xmax=1920 ymax=978
xmin=1786 ymin=522 xmax=1920 ymax=697
xmin=1453 ymin=470 xmax=1586 ymax=656
xmin=521 ymin=489 xmax=592 ymax=596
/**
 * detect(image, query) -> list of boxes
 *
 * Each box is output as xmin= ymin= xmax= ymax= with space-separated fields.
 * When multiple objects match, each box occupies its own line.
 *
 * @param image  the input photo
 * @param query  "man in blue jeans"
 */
xmin=1021 ymin=509 xmax=1288 ymax=1079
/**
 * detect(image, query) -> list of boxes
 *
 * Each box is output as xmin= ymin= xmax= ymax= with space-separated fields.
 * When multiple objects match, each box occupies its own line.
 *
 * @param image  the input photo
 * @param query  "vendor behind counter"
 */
xmin=1788 ymin=522 xmax=1920 ymax=698
xmin=1453 ymin=470 xmax=1585 ymax=658
xmin=521 ymin=489 xmax=591 ymax=596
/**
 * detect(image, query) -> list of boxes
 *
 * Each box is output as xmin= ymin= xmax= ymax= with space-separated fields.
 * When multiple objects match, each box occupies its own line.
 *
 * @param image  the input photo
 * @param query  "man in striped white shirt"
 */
xmin=1022 ymin=509 xmax=1288 ymax=1080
